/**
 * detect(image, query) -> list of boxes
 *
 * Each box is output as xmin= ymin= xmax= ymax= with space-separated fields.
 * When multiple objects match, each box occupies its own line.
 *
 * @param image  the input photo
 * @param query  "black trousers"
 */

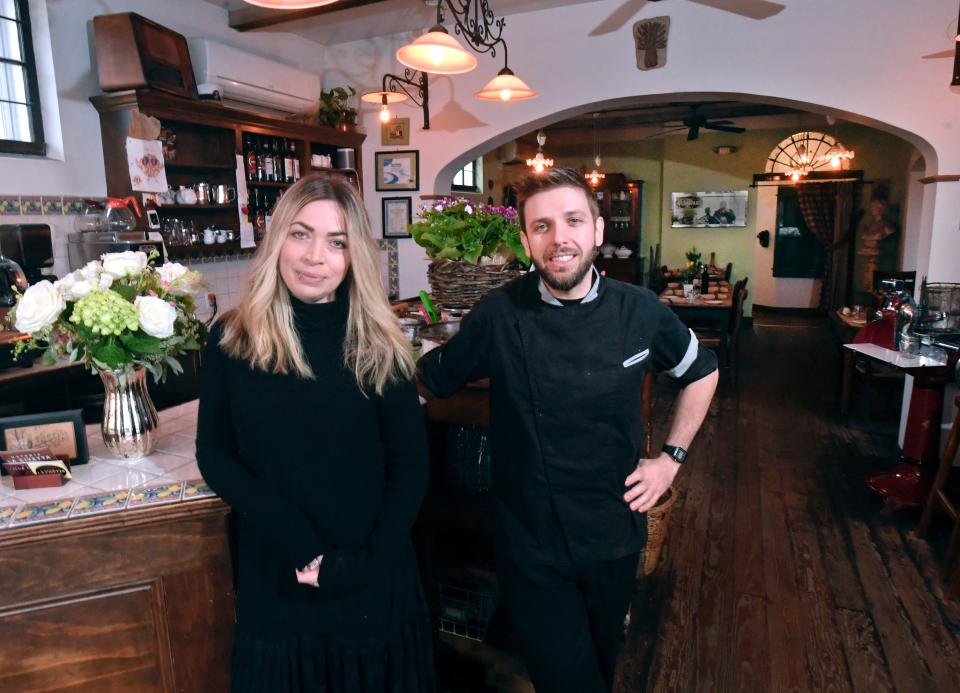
xmin=497 ymin=551 xmax=640 ymax=693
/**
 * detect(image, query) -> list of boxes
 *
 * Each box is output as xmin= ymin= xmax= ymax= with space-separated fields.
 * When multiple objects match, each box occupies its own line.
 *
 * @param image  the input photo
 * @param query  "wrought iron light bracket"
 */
xmin=439 ymin=0 xmax=508 ymax=63
xmin=382 ymin=69 xmax=430 ymax=129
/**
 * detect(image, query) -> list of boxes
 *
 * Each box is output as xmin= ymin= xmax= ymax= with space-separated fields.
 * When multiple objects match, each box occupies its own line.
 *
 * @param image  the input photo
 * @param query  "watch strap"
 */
xmin=662 ymin=444 xmax=687 ymax=464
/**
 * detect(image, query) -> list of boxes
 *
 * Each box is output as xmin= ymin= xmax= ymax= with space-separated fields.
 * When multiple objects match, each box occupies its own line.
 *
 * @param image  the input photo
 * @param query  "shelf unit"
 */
xmin=591 ymin=173 xmax=644 ymax=284
xmin=91 ymin=90 xmax=366 ymax=261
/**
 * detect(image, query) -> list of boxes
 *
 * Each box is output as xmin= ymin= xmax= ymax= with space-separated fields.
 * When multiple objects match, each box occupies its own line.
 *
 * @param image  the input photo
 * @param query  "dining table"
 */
xmin=659 ymin=291 xmax=733 ymax=364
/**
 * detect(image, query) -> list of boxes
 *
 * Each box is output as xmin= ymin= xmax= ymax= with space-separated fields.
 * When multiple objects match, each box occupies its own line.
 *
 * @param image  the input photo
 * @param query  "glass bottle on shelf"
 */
xmin=272 ymin=139 xmax=283 ymax=183
xmin=282 ymin=139 xmax=293 ymax=183
xmin=243 ymin=134 xmax=256 ymax=181
xmin=255 ymin=137 xmax=266 ymax=182
xmin=263 ymin=138 xmax=275 ymax=182
xmin=253 ymin=192 xmax=266 ymax=242
xmin=289 ymin=140 xmax=300 ymax=181
xmin=264 ymin=192 xmax=274 ymax=234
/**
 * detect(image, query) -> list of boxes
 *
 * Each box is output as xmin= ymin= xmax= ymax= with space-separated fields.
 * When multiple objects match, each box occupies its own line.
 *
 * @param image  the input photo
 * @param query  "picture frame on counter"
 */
xmin=382 ymin=196 xmax=413 ymax=239
xmin=375 ymin=150 xmax=419 ymax=191
xmin=0 ymin=409 xmax=89 ymax=469
xmin=381 ymin=117 xmax=410 ymax=146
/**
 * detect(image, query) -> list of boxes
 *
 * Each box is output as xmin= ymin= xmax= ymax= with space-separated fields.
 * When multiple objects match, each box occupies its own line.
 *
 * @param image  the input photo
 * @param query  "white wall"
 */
xmin=325 ymin=0 xmax=960 ymax=296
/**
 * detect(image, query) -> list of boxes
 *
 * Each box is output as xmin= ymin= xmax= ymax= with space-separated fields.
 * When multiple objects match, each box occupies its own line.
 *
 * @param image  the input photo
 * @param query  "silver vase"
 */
xmin=100 ymin=366 xmax=160 ymax=460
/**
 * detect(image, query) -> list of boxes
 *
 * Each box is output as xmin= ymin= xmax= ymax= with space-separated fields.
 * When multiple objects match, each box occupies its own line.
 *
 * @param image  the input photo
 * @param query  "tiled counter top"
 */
xmin=0 ymin=400 xmax=215 ymax=529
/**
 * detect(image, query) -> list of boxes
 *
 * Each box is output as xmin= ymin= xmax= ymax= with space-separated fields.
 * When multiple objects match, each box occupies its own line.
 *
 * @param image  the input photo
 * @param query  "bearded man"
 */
xmin=417 ymin=168 xmax=718 ymax=693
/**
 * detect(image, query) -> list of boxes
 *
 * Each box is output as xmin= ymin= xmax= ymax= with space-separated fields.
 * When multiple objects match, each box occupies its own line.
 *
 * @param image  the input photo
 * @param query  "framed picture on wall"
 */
xmin=382 ymin=197 xmax=412 ymax=239
xmin=381 ymin=118 xmax=410 ymax=146
xmin=375 ymin=150 xmax=419 ymax=191
xmin=671 ymin=190 xmax=748 ymax=227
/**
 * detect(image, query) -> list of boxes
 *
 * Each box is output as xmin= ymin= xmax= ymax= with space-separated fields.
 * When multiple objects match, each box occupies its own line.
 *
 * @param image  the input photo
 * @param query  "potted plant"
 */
xmin=318 ymin=86 xmax=358 ymax=130
xmin=8 ymin=251 xmax=207 ymax=458
xmin=410 ymin=197 xmax=530 ymax=309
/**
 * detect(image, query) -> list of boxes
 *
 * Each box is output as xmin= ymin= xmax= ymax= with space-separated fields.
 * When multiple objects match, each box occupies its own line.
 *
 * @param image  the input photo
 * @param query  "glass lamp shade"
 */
xmin=396 ymin=27 xmax=478 ymax=75
xmin=475 ymin=68 xmax=538 ymax=101
xmin=360 ymin=91 xmax=408 ymax=105
xmin=242 ymin=0 xmax=340 ymax=8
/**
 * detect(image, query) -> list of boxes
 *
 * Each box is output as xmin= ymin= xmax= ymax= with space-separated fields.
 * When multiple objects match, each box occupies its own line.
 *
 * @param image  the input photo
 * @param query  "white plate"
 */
xmin=703 ymin=299 xmax=725 ymax=304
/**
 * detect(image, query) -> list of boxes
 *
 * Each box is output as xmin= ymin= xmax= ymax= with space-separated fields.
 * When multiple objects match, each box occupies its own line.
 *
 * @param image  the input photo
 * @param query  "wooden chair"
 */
xmin=917 ymin=396 xmax=960 ymax=597
xmin=724 ymin=262 xmax=733 ymax=282
xmin=695 ymin=278 xmax=748 ymax=384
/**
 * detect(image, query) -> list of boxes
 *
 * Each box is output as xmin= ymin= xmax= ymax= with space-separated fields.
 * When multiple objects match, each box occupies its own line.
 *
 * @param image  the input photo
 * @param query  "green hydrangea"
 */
xmin=69 ymin=290 xmax=139 ymax=336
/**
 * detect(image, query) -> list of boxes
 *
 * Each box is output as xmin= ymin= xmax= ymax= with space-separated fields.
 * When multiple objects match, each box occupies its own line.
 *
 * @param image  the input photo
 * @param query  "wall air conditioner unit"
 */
xmin=187 ymin=38 xmax=320 ymax=117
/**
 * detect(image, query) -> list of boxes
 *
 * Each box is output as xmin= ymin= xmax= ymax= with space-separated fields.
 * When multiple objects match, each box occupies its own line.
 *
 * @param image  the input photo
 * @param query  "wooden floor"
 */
xmin=618 ymin=309 xmax=960 ymax=692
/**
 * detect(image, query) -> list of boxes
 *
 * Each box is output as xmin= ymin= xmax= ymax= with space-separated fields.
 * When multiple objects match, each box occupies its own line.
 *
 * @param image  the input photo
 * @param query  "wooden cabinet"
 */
xmin=591 ymin=174 xmax=644 ymax=284
xmin=91 ymin=90 xmax=365 ymax=261
xmin=0 ymin=500 xmax=234 ymax=692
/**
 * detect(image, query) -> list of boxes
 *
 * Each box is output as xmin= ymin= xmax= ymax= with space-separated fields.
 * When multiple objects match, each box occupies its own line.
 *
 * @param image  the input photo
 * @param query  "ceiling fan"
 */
xmin=656 ymin=105 xmax=747 ymax=140
xmin=645 ymin=0 xmax=785 ymax=20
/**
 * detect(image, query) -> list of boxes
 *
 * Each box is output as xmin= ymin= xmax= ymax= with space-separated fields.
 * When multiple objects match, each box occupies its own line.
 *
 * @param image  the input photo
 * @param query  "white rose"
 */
xmin=79 ymin=260 xmax=103 ymax=281
xmin=156 ymin=262 xmax=187 ymax=285
xmin=135 ymin=295 xmax=177 ymax=338
xmin=14 ymin=280 xmax=65 ymax=334
xmin=54 ymin=272 xmax=77 ymax=297
xmin=69 ymin=279 xmax=96 ymax=299
xmin=98 ymin=273 xmax=113 ymax=290
xmin=101 ymin=251 xmax=148 ymax=278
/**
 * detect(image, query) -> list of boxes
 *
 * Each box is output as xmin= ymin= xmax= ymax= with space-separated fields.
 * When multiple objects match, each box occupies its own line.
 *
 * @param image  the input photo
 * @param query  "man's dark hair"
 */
xmin=515 ymin=167 xmax=600 ymax=232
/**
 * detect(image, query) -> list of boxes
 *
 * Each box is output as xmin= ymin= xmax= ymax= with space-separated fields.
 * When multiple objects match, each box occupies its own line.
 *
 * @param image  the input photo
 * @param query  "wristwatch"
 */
xmin=662 ymin=444 xmax=688 ymax=464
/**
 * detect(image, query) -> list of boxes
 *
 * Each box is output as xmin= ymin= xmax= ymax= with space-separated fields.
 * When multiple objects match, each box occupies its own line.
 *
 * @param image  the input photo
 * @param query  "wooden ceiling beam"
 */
xmin=229 ymin=0 xmax=389 ymax=32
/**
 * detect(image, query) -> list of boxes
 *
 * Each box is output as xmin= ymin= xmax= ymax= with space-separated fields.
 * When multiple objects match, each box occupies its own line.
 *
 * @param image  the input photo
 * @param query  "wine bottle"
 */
xmin=290 ymin=140 xmax=300 ymax=181
xmin=243 ymin=134 xmax=256 ymax=181
xmin=264 ymin=192 xmax=274 ymax=235
xmin=255 ymin=137 xmax=266 ymax=182
xmin=264 ymin=138 xmax=275 ymax=182
xmin=282 ymin=139 xmax=294 ymax=183
xmin=272 ymin=139 xmax=283 ymax=183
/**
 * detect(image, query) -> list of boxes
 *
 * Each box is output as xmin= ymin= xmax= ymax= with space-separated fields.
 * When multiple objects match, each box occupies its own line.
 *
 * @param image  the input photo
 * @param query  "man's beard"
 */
xmin=533 ymin=244 xmax=598 ymax=293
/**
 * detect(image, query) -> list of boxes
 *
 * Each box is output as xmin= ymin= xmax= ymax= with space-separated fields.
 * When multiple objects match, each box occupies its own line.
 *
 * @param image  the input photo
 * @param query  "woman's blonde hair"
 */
xmin=219 ymin=174 xmax=413 ymax=395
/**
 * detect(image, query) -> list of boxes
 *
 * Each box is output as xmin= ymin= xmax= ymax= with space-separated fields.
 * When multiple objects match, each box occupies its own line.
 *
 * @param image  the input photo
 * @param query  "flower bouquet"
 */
xmin=7 ymin=251 xmax=207 ymax=458
xmin=410 ymin=198 xmax=529 ymax=309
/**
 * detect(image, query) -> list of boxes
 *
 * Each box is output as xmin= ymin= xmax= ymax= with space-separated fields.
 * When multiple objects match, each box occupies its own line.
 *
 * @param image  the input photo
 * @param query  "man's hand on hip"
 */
xmin=623 ymin=453 xmax=680 ymax=513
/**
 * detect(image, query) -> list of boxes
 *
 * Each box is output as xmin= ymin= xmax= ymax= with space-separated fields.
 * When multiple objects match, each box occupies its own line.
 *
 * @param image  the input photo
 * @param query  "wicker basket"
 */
xmin=426 ymin=260 xmax=524 ymax=309
xmin=642 ymin=488 xmax=678 ymax=575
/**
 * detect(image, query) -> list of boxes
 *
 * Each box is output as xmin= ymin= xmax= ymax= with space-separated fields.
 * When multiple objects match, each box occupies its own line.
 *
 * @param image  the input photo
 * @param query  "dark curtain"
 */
xmin=797 ymin=182 xmax=854 ymax=311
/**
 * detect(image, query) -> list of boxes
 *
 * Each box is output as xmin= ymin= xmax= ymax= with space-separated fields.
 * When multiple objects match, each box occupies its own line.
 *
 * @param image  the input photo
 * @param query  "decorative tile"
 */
xmin=127 ymin=481 xmax=183 ymax=508
xmin=62 ymin=196 xmax=84 ymax=214
xmin=20 ymin=195 xmax=42 ymax=214
xmin=0 ymin=196 xmax=21 ymax=214
xmin=10 ymin=498 xmax=76 ymax=527
xmin=41 ymin=196 xmax=63 ymax=214
xmin=70 ymin=489 xmax=130 ymax=518
xmin=182 ymin=478 xmax=215 ymax=500
xmin=0 ymin=503 xmax=22 ymax=529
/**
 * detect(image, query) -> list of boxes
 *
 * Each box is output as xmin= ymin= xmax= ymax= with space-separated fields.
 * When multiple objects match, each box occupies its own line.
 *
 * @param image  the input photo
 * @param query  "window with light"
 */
xmin=0 ymin=0 xmax=45 ymax=155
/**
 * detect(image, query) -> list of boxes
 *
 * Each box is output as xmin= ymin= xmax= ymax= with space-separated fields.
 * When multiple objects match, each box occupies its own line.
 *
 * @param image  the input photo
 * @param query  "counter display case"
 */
xmin=591 ymin=174 xmax=644 ymax=284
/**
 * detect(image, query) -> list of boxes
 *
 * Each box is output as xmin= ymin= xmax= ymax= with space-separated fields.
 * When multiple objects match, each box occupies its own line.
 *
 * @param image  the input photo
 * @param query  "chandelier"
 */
xmin=396 ymin=1 xmax=537 ymax=102
xmin=526 ymin=130 xmax=553 ymax=174
xmin=585 ymin=113 xmax=605 ymax=187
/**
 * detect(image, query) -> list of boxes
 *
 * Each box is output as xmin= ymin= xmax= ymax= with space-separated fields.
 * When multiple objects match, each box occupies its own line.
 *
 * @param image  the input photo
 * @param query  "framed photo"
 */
xmin=671 ymin=190 xmax=749 ymax=228
xmin=381 ymin=117 xmax=410 ymax=146
xmin=375 ymin=150 xmax=419 ymax=191
xmin=0 ymin=409 xmax=89 ymax=468
xmin=382 ymin=197 xmax=413 ymax=239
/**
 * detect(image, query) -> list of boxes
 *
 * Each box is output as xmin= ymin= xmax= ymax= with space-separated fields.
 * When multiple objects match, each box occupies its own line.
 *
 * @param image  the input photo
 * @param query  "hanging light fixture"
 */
xmin=242 ymin=0 xmax=340 ymax=8
xmin=397 ymin=1 xmax=537 ymax=102
xmin=815 ymin=117 xmax=856 ymax=169
xmin=526 ymin=130 xmax=554 ymax=174
xmin=585 ymin=113 xmax=606 ymax=187
xmin=361 ymin=70 xmax=431 ymax=129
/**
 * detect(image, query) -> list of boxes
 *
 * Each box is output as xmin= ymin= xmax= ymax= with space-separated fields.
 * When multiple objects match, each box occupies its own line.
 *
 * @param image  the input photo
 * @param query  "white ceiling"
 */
xmin=200 ymin=0 xmax=600 ymax=45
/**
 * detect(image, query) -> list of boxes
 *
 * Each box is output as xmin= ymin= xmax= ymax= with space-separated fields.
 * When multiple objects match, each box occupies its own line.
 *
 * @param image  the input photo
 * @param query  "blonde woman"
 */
xmin=197 ymin=174 xmax=435 ymax=692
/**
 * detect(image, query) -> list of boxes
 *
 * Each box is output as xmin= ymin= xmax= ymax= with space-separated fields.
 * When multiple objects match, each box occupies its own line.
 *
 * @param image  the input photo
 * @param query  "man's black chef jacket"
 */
xmin=417 ymin=269 xmax=717 ymax=568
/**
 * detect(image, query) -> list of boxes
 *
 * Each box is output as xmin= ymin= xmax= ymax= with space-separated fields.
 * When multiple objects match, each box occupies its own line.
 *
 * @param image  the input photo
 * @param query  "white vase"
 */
xmin=100 ymin=366 xmax=160 ymax=460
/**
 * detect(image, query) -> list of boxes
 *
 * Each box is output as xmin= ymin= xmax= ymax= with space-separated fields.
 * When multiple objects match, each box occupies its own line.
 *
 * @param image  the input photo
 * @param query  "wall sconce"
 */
xmin=361 ymin=70 xmax=430 ymax=129
xmin=713 ymin=145 xmax=738 ymax=156
xmin=396 ymin=1 xmax=537 ymax=102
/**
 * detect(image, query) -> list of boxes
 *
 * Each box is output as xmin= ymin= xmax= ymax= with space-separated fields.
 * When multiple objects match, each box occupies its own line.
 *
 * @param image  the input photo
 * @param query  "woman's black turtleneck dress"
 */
xmin=196 ymin=294 xmax=435 ymax=692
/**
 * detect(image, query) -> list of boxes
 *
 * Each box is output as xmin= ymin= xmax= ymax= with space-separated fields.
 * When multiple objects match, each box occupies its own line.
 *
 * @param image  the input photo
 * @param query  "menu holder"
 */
xmin=0 ymin=448 xmax=72 ymax=490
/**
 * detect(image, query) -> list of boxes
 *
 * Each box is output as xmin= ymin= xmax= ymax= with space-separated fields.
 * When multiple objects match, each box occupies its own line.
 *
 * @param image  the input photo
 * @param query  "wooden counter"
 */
xmin=0 ymin=402 xmax=233 ymax=692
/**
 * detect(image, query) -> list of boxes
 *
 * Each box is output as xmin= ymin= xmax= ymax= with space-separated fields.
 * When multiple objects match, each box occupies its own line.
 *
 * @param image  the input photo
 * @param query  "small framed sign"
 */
xmin=375 ymin=150 xmax=419 ymax=191
xmin=382 ymin=197 xmax=413 ymax=239
xmin=381 ymin=117 xmax=410 ymax=146
xmin=0 ymin=409 xmax=89 ymax=469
